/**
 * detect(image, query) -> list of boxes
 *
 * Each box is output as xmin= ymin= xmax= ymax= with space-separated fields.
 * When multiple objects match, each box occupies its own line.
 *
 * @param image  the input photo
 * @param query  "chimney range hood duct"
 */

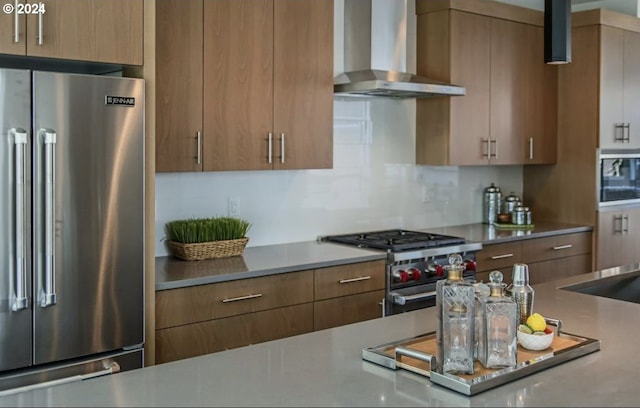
xmin=334 ymin=0 xmax=465 ymax=99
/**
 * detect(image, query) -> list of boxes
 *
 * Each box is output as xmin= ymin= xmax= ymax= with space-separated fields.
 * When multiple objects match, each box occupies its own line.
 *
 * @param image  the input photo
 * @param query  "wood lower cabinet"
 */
xmin=475 ymin=232 xmax=593 ymax=284
xmin=0 ymin=0 xmax=143 ymax=65
xmin=313 ymin=260 xmax=385 ymax=330
xmin=156 ymin=304 xmax=313 ymax=363
xmin=155 ymin=260 xmax=386 ymax=364
xmin=314 ymin=290 xmax=384 ymax=331
xmin=596 ymin=207 xmax=640 ymax=270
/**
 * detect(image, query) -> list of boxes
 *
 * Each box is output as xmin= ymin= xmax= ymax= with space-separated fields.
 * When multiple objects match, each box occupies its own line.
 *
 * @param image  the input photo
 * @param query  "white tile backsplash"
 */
xmin=155 ymin=99 xmax=522 ymax=256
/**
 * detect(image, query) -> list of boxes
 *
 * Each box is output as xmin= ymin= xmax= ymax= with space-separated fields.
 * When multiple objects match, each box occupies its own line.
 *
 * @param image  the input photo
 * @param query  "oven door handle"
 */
xmin=390 ymin=290 xmax=437 ymax=305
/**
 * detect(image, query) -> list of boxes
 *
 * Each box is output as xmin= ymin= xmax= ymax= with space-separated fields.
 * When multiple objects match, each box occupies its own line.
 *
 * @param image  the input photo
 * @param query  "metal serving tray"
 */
xmin=362 ymin=319 xmax=600 ymax=396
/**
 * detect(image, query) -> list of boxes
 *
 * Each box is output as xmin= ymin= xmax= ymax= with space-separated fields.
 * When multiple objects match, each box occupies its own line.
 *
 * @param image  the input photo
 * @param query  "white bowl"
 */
xmin=517 ymin=330 xmax=554 ymax=351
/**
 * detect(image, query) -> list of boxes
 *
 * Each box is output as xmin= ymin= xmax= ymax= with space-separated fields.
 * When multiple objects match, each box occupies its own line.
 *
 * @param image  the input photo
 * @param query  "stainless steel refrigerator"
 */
xmin=0 ymin=69 xmax=145 ymax=393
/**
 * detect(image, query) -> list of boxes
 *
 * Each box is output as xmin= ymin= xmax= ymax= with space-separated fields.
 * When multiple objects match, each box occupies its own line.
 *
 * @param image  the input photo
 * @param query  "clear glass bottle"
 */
xmin=480 ymin=270 xmax=518 ymax=369
xmin=473 ymin=281 xmax=490 ymax=360
xmin=436 ymin=254 xmax=475 ymax=375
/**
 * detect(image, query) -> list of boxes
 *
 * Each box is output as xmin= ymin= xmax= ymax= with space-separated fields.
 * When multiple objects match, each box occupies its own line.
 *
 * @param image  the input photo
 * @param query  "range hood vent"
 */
xmin=334 ymin=0 xmax=465 ymax=99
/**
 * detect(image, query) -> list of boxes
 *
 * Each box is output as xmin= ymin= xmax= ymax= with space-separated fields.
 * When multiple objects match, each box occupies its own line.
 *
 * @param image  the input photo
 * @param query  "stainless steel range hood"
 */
xmin=334 ymin=0 xmax=465 ymax=99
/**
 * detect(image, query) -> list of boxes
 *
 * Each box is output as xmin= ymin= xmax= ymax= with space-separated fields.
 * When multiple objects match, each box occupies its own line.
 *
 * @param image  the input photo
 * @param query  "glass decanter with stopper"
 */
xmin=436 ymin=253 xmax=475 ymax=375
xmin=479 ymin=270 xmax=518 ymax=369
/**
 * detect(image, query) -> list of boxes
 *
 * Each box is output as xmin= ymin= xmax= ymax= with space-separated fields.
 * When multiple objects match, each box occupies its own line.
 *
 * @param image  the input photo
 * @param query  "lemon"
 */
xmin=518 ymin=324 xmax=533 ymax=334
xmin=526 ymin=313 xmax=546 ymax=332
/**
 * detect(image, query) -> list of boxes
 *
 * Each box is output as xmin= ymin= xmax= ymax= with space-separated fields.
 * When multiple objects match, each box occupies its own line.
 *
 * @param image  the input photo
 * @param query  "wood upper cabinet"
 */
xmin=156 ymin=0 xmax=203 ymax=172
xmin=415 ymin=2 xmax=556 ymax=166
xmin=596 ymin=207 xmax=640 ymax=270
xmin=156 ymin=0 xmax=333 ymax=173
xmin=0 ymin=0 xmax=143 ymax=65
xmin=600 ymin=26 xmax=640 ymax=149
xmin=203 ymin=0 xmax=333 ymax=171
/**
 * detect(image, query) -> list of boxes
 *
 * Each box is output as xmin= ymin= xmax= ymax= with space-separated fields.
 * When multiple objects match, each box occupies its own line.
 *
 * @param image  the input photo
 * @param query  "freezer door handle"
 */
xmin=11 ymin=128 xmax=29 ymax=311
xmin=39 ymin=129 xmax=57 ymax=308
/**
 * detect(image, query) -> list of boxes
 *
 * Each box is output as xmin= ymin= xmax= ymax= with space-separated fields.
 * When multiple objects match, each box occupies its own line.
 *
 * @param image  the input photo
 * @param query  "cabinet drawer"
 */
xmin=476 ymin=242 xmax=522 ymax=272
xmin=314 ymin=261 xmax=385 ymax=300
xmin=527 ymin=254 xmax=592 ymax=285
xmin=156 ymin=303 xmax=314 ymax=364
xmin=156 ymin=270 xmax=314 ymax=329
xmin=314 ymin=290 xmax=385 ymax=331
xmin=522 ymin=232 xmax=592 ymax=263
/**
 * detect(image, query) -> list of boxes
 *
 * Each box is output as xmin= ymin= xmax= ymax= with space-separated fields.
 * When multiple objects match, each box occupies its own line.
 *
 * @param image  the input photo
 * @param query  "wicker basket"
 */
xmin=166 ymin=237 xmax=249 ymax=261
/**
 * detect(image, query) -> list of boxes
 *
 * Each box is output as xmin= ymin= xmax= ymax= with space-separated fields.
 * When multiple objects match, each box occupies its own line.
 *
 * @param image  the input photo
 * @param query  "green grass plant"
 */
xmin=165 ymin=216 xmax=251 ymax=244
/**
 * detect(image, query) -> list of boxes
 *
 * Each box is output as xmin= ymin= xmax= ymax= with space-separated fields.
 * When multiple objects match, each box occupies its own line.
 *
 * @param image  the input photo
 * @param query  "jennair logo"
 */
xmin=105 ymin=95 xmax=135 ymax=107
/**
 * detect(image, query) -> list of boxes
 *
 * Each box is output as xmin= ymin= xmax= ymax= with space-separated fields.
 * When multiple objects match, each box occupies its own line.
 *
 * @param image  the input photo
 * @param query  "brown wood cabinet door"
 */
xmin=490 ymin=18 xmax=526 ymax=165
xmin=272 ymin=0 xmax=333 ymax=170
xmin=597 ymin=210 xmax=629 ymax=270
xmin=599 ymin=25 xmax=625 ymax=149
xmin=0 ymin=6 xmax=26 ymax=55
xmin=203 ymin=0 xmax=274 ymax=171
xmin=25 ymin=0 xmax=143 ymax=65
xmin=314 ymin=290 xmax=384 ymax=331
xmin=156 ymin=0 xmax=204 ymax=172
xmin=527 ymin=254 xmax=592 ymax=285
xmin=156 ymin=303 xmax=314 ymax=364
xmin=623 ymin=30 xmax=640 ymax=149
xmin=524 ymin=25 xmax=557 ymax=164
xmin=416 ymin=10 xmax=491 ymax=166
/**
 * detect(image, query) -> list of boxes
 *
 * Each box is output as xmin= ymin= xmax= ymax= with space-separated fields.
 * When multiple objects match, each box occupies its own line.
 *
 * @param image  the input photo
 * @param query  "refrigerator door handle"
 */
xmin=39 ymin=129 xmax=57 ymax=308
xmin=10 ymin=128 xmax=29 ymax=311
xmin=0 ymin=361 xmax=121 ymax=397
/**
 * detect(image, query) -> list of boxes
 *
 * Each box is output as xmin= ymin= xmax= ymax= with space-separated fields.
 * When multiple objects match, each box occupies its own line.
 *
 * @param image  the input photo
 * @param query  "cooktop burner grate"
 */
xmin=323 ymin=229 xmax=466 ymax=252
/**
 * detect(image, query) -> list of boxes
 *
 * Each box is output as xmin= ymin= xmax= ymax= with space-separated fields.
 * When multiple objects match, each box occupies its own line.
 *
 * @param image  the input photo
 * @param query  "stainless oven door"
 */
xmin=386 ymin=284 xmax=437 ymax=315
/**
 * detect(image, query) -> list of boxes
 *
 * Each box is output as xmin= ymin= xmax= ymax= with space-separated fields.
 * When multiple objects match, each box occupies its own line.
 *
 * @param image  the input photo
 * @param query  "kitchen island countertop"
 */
xmin=2 ymin=263 xmax=638 ymax=407
xmin=156 ymin=222 xmax=592 ymax=291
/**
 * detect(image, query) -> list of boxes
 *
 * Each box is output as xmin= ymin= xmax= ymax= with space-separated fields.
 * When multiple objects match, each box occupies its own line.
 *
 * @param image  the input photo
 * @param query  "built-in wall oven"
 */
xmin=598 ymin=149 xmax=640 ymax=207
xmin=322 ymin=230 xmax=481 ymax=316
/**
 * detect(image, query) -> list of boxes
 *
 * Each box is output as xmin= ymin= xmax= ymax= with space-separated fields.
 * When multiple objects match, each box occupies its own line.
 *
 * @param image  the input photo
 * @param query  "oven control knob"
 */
xmin=435 ymin=265 xmax=444 ymax=277
xmin=464 ymin=260 xmax=476 ymax=272
xmin=407 ymin=267 xmax=422 ymax=281
xmin=393 ymin=270 xmax=410 ymax=283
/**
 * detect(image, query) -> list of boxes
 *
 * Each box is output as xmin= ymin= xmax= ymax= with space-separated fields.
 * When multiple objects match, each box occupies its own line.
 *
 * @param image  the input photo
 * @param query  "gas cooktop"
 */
xmin=323 ymin=229 xmax=467 ymax=252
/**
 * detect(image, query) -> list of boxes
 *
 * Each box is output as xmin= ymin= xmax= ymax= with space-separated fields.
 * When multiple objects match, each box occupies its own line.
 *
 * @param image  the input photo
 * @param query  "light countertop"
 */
xmin=2 ymin=263 xmax=637 ymax=407
xmin=156 ymin=222 xmax=593 ymax=291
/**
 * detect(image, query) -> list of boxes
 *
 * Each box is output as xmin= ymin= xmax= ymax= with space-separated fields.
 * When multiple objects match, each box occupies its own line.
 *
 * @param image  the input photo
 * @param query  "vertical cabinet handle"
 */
xmin=614 ymin=123 xmax=626 ymax=142
xmin=624 ymin=123 xmax=631 ymax=142
xmin=279 ymin=133 xmax=285 ymax=164
xmin=13 ymin=0 xmax=20 ymax=43
xmin=614 ymin=214 xmax=624 ymax=234
xmin=623 ymin=214 xmax=630 ymax=234
xmin=481 ymin=138 xmax=490 ymax=158
xmin=195 ymin=131 xmax=201 ymax=165
xmin=10 ymin=128 xmax=29 ymax=311
xmin=39 ymin=129 xmax=56 ymax=308
xmin=529 ymin=137 xmax=534 ymax=160
xmin=37 ymin=8 xmax=43 ymax=45
xmin=267 ymin=132 xmax=273 ymax=164
xmin=490 ymin=139 xmax=499 ymax=159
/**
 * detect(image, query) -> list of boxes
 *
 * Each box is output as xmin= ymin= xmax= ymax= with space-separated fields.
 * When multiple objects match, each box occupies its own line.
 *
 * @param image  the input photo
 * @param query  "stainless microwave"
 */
xmin=598 ymin=149 xmax=640 ymax=207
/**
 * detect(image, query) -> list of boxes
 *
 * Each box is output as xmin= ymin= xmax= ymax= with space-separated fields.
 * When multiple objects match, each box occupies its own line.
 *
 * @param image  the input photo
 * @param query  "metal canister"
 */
xmin=512 ymin=206 xmax=528 ymax=225
xmin=483 ymin=183 xmax=502 ymax=224
xmin=502 ymin=192 xmax=521 ymax=215
xmin=505 ymin=263 xmax=535 ymax=324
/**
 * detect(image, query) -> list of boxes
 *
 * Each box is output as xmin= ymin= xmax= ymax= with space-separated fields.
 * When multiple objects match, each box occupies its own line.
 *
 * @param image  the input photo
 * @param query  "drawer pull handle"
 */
xmin=490 ymin=253 xmax=514 ymax=260
xmin=222 ymin=293 xmax=263 ymax=303
xmin=552 ymin=244 xmax=573 ymax=250
xmin=339 ymin=276 xmax=371 ymax=284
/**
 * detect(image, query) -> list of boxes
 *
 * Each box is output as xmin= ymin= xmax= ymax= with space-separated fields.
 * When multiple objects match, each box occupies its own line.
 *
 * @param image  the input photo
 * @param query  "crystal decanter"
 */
xmin=436 ymin=254 xmax=475 ymax=375
xmin=479 ymin=270 xmax=518 ymax=369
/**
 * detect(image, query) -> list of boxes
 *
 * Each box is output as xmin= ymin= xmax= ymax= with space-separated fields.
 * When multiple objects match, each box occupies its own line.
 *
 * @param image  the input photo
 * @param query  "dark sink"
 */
xmin=561 ymin=274 xmax=640 ymax=304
